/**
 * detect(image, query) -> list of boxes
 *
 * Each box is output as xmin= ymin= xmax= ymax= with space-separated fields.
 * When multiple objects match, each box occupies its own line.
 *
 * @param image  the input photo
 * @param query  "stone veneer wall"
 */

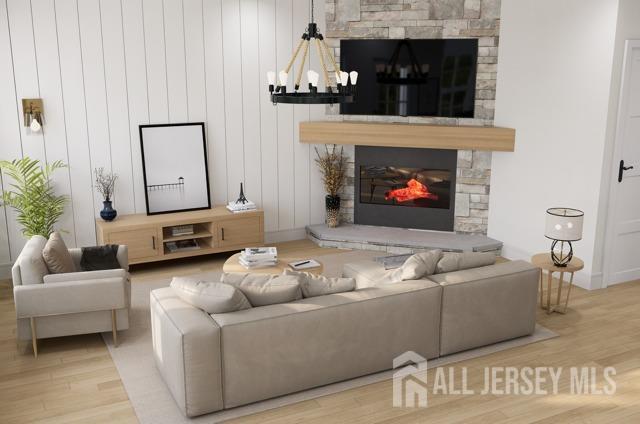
xmin=323 ymin=0 xmax=501 ymax=234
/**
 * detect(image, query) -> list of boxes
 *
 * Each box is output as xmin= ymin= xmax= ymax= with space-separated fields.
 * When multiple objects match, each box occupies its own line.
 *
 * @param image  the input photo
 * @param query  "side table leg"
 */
xmin=556 ymin=271 xmax=564 ymax=310
xmin=539 ymin=270 xmax=543 ymax=307
xmin=546 ymin=270 xmax=553 ymax=314
xmin=564 ymin=272 xmax=575 ymax=313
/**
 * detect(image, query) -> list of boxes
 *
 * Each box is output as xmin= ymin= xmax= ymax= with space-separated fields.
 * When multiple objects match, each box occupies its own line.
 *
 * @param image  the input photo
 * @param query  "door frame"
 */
xmin=602 ymin=39 xmax=640 ymax=288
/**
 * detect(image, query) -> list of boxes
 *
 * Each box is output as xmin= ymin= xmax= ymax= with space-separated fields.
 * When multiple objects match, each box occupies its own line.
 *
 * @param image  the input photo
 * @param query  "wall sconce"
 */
xmin=22 ymin=98 xmax=44 ymax=133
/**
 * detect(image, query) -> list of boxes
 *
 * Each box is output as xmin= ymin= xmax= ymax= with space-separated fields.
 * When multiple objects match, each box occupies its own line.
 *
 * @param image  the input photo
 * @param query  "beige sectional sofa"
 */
xmin=150 ymin=259 xmax=539 ymax=417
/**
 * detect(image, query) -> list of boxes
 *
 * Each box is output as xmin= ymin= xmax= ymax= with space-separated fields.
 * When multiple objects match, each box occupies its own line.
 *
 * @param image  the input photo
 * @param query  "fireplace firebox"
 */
xmin=354 ymin=146 xmax=457 ymax=231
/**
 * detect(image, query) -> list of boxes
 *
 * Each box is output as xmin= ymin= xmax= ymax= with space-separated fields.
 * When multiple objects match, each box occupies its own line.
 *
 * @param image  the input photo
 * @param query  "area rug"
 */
xmin=102 ymin=250 xmax=557 ymax=424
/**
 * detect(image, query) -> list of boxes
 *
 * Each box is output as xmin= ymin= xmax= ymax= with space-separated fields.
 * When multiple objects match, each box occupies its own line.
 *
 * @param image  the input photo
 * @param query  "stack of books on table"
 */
xmin=227 ymin=200 xmax=257 ymax=213
xmin=239 ymin=247 xmax=277 ymax=269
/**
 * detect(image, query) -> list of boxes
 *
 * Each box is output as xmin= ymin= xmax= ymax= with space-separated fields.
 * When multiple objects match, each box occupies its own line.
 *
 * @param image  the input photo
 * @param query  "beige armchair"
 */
xmin=11 ymin=235 xmax=130 ymax=357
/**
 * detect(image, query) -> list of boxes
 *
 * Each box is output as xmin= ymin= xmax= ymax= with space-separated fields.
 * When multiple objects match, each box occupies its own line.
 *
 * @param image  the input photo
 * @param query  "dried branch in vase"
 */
xmin=94 ymin=168 xmax=118 ymax=201
xmin=314 ymin=144 xmax=348 ymax=197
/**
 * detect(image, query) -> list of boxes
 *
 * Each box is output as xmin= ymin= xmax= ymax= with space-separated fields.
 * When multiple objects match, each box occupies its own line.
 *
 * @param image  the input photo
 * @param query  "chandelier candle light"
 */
xmin=267 ymin=0 xmax=357 ymax=105
xmin=544 ymin=207 xmax=584 ymax=267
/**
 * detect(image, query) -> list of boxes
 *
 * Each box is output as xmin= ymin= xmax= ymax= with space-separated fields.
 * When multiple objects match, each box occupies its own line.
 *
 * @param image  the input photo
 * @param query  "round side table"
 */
xmin=531 ymin=253 xmax=584 ymax=314
xmin=223 ymin=252 xmax=324 ymax=275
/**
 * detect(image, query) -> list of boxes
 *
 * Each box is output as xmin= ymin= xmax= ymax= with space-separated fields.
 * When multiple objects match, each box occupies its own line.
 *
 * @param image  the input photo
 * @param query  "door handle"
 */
xmin=221 ymin=228 xmax=225 ymax=241
xmin=152 ymin=236 xmax=156 ymax=250
xmin=618 ymin=160 xmax=634 ymax=182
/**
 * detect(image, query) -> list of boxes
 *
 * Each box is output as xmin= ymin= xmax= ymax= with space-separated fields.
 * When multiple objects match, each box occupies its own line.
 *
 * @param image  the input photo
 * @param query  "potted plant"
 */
xmin=314 ymin=145 xmax=348 ymax=228
xmin=94 ymin=168 xmax=118 ymax=221
xmin=0 ymin=157 xmax=68 ymax=238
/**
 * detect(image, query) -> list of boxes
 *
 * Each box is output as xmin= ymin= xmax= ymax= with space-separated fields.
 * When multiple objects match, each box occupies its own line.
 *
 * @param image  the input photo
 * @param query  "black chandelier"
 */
xmin=267 ymin=0 xmax=357 ymax=105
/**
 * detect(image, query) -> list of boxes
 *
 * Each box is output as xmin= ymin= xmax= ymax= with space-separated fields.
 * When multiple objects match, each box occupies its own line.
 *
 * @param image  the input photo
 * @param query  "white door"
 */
xmin=605 ymin=40 xmax=640 ymax=286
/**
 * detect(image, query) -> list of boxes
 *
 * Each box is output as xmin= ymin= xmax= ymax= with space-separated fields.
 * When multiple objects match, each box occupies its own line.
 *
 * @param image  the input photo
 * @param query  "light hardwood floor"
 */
xmin=1 ymin=240 xmax=639 ymax=423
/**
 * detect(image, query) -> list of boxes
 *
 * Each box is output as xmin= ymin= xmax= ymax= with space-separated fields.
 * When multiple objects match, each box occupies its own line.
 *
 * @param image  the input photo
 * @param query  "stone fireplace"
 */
xmin=324 ymin=0 xmax=501 ymax=235
xmin=354 ymin=146 xmax=457 ymax=231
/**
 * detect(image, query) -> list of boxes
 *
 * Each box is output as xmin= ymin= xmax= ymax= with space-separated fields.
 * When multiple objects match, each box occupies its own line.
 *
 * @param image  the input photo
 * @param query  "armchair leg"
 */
xmin=30 ymin=317 xmax=38 ymax=358
xmin=111 ymin=309 xmax=118 ymax=347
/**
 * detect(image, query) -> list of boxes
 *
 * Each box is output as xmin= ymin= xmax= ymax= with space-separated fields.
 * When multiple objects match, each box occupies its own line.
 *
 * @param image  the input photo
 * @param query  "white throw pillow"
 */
xmin=387 ymin=249 xmax=443 ymax=283
xmin=170 ymin=277 xmax=251 ymax=313
xmin=435 ymin=252 xmax=497 ymax=274
xmin=283 ymin=269 xmax=355 ymax=298
xmin=221 ymin=272 xmax=302 ymax=306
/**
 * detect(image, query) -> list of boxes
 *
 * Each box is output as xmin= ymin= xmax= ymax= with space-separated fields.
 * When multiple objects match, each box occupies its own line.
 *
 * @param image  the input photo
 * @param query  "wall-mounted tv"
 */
xmin=340 ymin=39 xmax=478 ymax=118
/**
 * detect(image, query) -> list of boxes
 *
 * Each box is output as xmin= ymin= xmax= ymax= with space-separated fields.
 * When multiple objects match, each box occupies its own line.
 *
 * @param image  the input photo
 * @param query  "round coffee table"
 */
xmin=531 ymin=253 xmax=584 ymax=314
xmin=223 ymin=252 xmax=324 ymax=275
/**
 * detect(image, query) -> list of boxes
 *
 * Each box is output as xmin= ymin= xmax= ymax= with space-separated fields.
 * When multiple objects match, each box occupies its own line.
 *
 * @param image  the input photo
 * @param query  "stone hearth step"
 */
xmin=306 ymin=224 xmax=502 ymax=254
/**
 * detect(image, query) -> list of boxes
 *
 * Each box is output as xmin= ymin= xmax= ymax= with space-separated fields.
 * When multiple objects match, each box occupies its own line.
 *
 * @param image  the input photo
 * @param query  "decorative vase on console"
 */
xmin=95 ymin=168 xmax=118 ymax=221
xmin=315 ymin=145 xmax=347 ymax=228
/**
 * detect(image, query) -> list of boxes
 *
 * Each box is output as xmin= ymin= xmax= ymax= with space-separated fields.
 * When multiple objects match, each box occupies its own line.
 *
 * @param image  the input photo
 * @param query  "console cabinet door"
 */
xmin=107 ymin=228 xmax=160 ymax=260
xmin=217 ymin=216 xmax=263 ymax=248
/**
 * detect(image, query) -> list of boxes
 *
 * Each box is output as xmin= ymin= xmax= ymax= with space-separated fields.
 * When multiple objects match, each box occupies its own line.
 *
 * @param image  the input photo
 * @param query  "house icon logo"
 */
xmin=393 ymin=351 xmax=428 ymax=408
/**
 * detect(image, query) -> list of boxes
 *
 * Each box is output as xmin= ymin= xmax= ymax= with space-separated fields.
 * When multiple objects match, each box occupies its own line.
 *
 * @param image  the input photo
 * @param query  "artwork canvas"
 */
xmin=139 ymin=123 xmax=211 ymax=215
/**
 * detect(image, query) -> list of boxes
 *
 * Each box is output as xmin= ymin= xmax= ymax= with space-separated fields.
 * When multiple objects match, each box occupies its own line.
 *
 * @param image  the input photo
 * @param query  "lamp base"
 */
xmin=550 ymin=240 xmax=573 ymax=267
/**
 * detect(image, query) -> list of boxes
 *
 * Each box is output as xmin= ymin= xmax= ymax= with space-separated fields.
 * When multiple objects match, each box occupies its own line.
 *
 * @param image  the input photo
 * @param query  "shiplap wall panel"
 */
xmin=257 ymin=0 xmax=278 ymax=232
xmin=239 ymin=0 xmax=262 ymax=207
xmin=222 ymin=0 xmax=244 ymax=203
xmin=203 ymin=0 xmax=228 ymax=206
xmin=275 ymin=0 xmax=294 ymax=230
xmin=78 ymin=0 xmax=113 ymax=215
xmin=308 ymin=3 xmax=326 ymax=226
xmin=0 ymin=0 xmax=327 ymax=265
xmin=122 ymin=0 xmax=150 ymax=213
xmin=163 ymin=0 xmax=188 ymax=123
xmin=31 ymin=0 xmax=77 ymax=246
xmin=55 ymin=0 xmax=96 ymax=248
xmin=101 ymin=0 xmax=136 ymax=216
xmin=7 ymin=0 xmax=46 ymax=163
xmin=292 ymin=0 xmax=310 ymax=229
xmin=0 ymin=0 xmax=21 ymax=261
xmin=143 ymin=0 xmax=169 ymax=123
xmin=183 ymin=0 xmax=206 ymax=123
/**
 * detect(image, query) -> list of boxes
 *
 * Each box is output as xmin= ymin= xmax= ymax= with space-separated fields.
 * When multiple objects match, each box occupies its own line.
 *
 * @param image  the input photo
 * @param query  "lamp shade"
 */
xmin=544 ymin=208 xmax=584 ymax=241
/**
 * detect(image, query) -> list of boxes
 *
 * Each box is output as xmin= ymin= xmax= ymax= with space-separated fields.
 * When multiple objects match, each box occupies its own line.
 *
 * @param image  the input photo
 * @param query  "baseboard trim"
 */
xmin=0 ymin=262 xmax=12 ymax=280
xmin=265 ymin=228 xmax=307 ymax=244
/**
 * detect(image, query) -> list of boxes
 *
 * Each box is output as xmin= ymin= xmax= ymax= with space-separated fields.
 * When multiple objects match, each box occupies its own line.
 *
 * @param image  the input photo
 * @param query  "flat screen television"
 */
xmin=340 ymin=39 xmax=478 ymax=118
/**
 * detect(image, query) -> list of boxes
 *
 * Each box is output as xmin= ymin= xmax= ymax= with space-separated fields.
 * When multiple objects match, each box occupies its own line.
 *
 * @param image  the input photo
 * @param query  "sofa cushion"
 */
xmin=170 ymin=277 xmax=251 ymax=314
xmin=210 ymin=279 xmax=442 ymax=408
xmin=283 ymin=269 xmax=355 ymax=298
xmin=13 ymin=235 xmax=49 ymax=285
xmin=42 ymin=232 xmax=75 ymax=274
xmin=435 ymin=251 xmax=497 ymax=274
xmin=221 ymin=273 xmax=302 ymax=307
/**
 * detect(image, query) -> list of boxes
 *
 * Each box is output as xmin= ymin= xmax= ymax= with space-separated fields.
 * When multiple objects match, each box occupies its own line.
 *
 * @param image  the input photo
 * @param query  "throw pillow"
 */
xmin=221 ymin=272 xmax=302 ymax=306
xmin=80 ymin=245 xmax=121 ymax=271
xmin=435 ymin=252 xmax=497 ymax=274
xmin=283 ymin=269 xmax=356 ymax=298
xmin=394 ymin=249 xmax=442 ymax=282
xmin=170 ymin=277 xmax=252 ymax=314
xmin=42 ymin=232 xmax=75 ymax=274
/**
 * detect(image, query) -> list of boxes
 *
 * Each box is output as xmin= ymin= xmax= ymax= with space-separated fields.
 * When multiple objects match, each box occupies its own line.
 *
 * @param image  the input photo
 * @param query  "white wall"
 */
xmin=592 ymin=0 xmax=640 ymax=288
xmin=0 ymin=0 xmax=327 ymax=272
xmin=490 ymin=0 xmax=619 ymax=288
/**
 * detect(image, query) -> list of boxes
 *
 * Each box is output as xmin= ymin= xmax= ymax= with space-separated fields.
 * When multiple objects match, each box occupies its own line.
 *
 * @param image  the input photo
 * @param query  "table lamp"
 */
xmin=544 ymin=208 xmax=584 ymax=267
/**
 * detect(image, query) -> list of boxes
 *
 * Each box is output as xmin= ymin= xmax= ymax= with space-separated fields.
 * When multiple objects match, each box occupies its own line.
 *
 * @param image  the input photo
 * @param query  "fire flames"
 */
xmin=385 ymin=178 xmax=438 ymax=203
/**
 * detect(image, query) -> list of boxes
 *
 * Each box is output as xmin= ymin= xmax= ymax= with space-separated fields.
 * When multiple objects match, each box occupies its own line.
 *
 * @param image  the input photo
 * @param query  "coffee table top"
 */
xmin=223 ymin=252 xmax=324 ymax=275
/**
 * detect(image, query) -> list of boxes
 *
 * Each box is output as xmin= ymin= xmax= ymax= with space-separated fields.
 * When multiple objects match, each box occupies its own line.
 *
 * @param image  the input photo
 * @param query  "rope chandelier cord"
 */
xmin=267 ymin=0 xmax=357 ymax=105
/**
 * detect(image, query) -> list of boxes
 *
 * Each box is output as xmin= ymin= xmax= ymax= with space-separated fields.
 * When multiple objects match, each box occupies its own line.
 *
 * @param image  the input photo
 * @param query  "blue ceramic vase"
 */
xmin=100 ymin=200 xmax=117 ymax=221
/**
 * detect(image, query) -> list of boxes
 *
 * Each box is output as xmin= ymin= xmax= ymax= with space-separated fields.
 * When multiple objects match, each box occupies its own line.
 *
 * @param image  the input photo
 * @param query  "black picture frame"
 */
xmin=139 ymin=122 xmax=211 ymax=215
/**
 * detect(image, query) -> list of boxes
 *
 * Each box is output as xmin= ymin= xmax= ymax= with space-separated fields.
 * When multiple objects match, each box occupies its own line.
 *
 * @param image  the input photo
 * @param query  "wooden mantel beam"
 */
xmin=299 ymin=121 xmax=515 ymax=152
